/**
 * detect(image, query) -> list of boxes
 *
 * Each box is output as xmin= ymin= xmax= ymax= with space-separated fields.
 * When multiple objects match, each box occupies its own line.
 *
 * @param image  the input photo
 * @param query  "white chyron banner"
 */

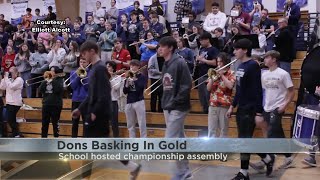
xmin=11 ymin=0 xmax=28 ymax=19
xmin=43 ymin=0 xmax=56 ymax=13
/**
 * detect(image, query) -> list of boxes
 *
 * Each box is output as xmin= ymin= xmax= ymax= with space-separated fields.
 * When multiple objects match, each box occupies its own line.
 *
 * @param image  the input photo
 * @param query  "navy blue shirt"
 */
xmin=232 ymin=59 xmax=263 ymax=113
xmin=197 ymin=46 xmax=219 ymax=76
xmin=123 ymin=74 xmax=146 ymax=104
xmin=127 ymin=21 xmax=141 ymax=42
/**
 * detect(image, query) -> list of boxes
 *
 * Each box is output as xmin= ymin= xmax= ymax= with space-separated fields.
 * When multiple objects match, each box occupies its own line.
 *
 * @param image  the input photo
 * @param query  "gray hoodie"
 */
xmin=161 ymin=53 xmax=192 ymax=111
xmin=148 ymin=54 xmax=162 ymax=79
xmin=14 ymin=54 xmax=32 ymax=73
xmin=29 ymin=52 xmax=49 ymax=74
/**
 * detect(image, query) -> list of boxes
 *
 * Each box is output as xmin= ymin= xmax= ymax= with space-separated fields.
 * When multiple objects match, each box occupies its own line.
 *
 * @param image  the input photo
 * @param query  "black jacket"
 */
xmin=39 ymin=77 xmax=63 ymax=107
xmin=161 ymin=53 xmax=192 ymax=111
xmin=274 ymin=27 xmax=295 ymax=62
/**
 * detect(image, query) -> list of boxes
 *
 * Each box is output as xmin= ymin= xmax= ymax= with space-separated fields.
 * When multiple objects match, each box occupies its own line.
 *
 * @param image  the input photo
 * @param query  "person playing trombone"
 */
xmin=70 ymin=58 xmax=90 ymax=138
xmin=207 ymin=52 xmax=235 ymax=138
xmin=29 ymin=43 xmax=48 ymax=98
xmin=39 ymin=66 xmax=64 ymax=138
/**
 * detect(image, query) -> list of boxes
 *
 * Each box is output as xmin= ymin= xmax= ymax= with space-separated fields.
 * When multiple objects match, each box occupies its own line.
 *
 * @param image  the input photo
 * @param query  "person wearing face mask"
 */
xmin=29 ymin=43 xmax=48 ymax=98
xmin=98 ymin=21 xmax=117 ymax=64
xmin=0 ymin=67 xmax=24 ymax=138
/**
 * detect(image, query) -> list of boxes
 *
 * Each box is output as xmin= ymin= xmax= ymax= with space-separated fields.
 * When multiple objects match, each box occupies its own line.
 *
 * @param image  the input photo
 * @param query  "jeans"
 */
xmin=41 ymin=105 xmax=62 ymax=137
xmin=20 ymin=71 xmax=32 ymax=98
xmin=279 ymin=62 xmax=291 ymax=74
xmin=208 ymin=106 xmax=229 ymax=138
xmin=236 ymin=108 xmax=266 ymax=169
xmin=6 ymin=104 xmax=21 ymax=137
xmin=164 ymin=110 xmax=191 ymax=177
xmin=150 ymin=78 xmax=163 ymax=112
xmin=197 ymin=76 xmax=209 ymax=113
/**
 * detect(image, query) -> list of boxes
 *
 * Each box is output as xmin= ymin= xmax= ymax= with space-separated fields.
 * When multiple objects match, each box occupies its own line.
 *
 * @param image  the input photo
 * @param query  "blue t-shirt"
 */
xmin=198 ymin=46 xmax=219 ymax=76
xmin=140 ymin=40 xmax=158 ymax=62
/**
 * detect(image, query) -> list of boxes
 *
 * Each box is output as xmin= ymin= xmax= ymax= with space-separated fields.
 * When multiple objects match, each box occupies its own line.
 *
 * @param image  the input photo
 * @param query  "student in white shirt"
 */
xmin=250 ymin=50 xmax=295 ymax=174
xmin=203 ymin=2 xmax=227 ymax=37
xmin=93 ymin=1 xmax=106 ymax=24
xmin=47 ymin=39 xmax=66 ymax=70
xmin=0 ymin=67 xmax=24 ymax=138
xmin=251 ymin=25 xmax=266 ymax=56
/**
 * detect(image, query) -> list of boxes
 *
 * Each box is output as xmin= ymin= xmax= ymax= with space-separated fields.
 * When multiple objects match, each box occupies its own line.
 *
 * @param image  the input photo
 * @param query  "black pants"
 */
xmin=236 ymin=108 xmax=266 ymax=169
xmin=126 ymin=41 xmax=140 ymax=60
xmin=0 ymin=105 xmax=5 ymax=137
xmin=71 ymin=101 xmax=85 ymax=138
xmin=150 ymin=78 xmax=163 ymax=112
xmin=111 ymin=101 xmax=119 ymax=137
xmin=6 ymin=104 xmax=21 ymax=137
xmin=41 ymin=105 xmax=62 ymax=138
xmin=31 ymin=73 xmax=43 ymax=98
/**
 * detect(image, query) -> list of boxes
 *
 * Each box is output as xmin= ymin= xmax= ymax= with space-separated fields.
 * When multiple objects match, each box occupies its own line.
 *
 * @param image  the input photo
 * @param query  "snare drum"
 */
xmin=293 ymin=105 xmax=320 ymax=150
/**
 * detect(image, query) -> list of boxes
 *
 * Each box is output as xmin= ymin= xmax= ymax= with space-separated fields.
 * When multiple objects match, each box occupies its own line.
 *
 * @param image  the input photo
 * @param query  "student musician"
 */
xmin=177 ymin=37 xmax=194 ymax=75
xmin=70 ymin=58 xmax=90 ymax=138
xmin=0 ymin=67 xmax=24 ymax=138
xmin=207 ymin=52 xmax=235 ymax=138
xmin=123 ymin=60 xmax=147 ymax=138
xmin=107 ymin=61 xmax=120 ymax=137
xmin=112 ymin=38 xmax=131 ymax=70
xmin=250 ymin=50 xmax=295 ymax=173
xmin=39 ymin=66 xmax=64 ymax=138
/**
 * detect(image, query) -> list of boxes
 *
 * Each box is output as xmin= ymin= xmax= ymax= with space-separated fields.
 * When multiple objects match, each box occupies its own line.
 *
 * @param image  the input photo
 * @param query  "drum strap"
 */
xmin=303 ymin=90 xmax=320 ymax=106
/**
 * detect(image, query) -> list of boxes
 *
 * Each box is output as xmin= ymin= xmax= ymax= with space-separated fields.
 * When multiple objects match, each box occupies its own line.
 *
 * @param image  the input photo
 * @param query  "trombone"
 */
xmin=111 ymin=65 xmax=147 ymax=88
xmin=191 ymin=59 xmax=238 ymax=90
xmin=64 ymin=63 xmax=92 ymax=87
xmin=26 ymin=72 xmax=66 ymax=86
xmin=144 ymin=78 xmax=161 ymax=93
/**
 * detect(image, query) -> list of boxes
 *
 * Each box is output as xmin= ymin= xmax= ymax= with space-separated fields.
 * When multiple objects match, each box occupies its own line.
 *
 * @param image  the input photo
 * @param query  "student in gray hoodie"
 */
xmin=158 ymin=36 xmax=193 ymax=180
xmin=29 ymin=43 xmax=49 ymax=97
xmin=14 ymin=43 xmax=32 ymax=98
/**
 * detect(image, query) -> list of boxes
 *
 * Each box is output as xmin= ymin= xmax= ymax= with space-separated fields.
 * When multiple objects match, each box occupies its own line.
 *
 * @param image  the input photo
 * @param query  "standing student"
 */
xmin=14 ymin=43 xmax=32 ymax=98
xmin=177 ymin=37 xmax=194 ymax=75
xmin=0 ymin=67 xmax=24 ymax=138
xmin=72 ymin=41 xmax=141 ymax=180
xmin=148 ymin=46 xmax=164 ymax=112
xmin=250 ymin=50 xmax=295 ymax=173
xmin=1 ymin=46 xmax=16 ymax=73
xmin=207 ymin=53 xmax=235 ymax=138
xmin=39 ymin=66 xmax=64 ymax=138
xmin=227 ymin=39 xmax=275 ymax=179
xmin=93 ymin=1 xmax=106 ymax=24
xmin=70 ymin=58 xmax=90 ymax=138
xmin=159 ymin=36 xmax=193 ymax=180
xmin=98 ymin=21 xmax=117 ymax=64
xmin=106 ymin=0 xmax=119 ymax=30
xmin=107 ymin=61 xmax=120 ymax=137
xmin=123 ymin=60 xmax=147 ymax=138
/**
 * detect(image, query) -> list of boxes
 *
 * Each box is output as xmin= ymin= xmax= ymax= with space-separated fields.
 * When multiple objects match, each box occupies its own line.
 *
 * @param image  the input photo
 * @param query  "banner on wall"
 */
xmin=11 ymin=0 xmax=28 ymax=19
xmin=232 ymin=0 xmax=263 ymax=13
xmin=277 ymin=0 xmax=308 ymax=12
xmin=43 ymin=0 xmax=56 ymax=13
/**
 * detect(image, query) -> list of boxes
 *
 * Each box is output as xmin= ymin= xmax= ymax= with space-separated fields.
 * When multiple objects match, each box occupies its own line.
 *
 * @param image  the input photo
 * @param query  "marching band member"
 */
xmin=112 ymin=38 xmax=131 ymax=70
xmin=29 ymin=43 xmax=49 ymax=98
xmin=123 ymin=60 xmax=147 ymax=138
xmin=39 ymin=66 xmax=64 ymax=138
xmin=250 ymin=50 xmax=295 ymax=173
xmin=196 ymin=32 xmax=219 ymax=114
xmin=98 ymin=21 xmax=117 ymax=64
xmin=227 ymin=39 xmax=273 ymax=180
xmin=159 ymin=36 xmax=193 ymax=180
xmin=177 ymin=37 xmax=194 ymax=75
xmin=70 ymin=58 xmax=90 ymax=138
xmin=72 ymin=41 xmax=141 ymax=179
xmin=106 ymin=61 xmax=120 ymax=137
xmin=0 ymin=67 xmax=24 ymax=138
xmin=148 ymin=46 xmax=164 ymax=112
xmin=207 ymin=52 xmax=235 ymax=138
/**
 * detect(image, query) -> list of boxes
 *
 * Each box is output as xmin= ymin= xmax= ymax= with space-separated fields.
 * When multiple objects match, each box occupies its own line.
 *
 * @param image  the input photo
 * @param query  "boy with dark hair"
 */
xmin=123 ymin=60 xmax=147 ymax=138
xmin=227 ymin=39 xmax=275 ymax=179
xmin=159 ymin=36 xmax=193 ymax=180
xmin=127 ymin=11 xmax=141 ymax=60
xmin=250 ymin=50 xmax=295 ymax=171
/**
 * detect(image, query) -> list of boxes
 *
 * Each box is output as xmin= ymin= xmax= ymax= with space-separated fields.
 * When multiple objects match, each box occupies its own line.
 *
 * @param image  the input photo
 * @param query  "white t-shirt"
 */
xmin=262 ymin=67 xmax=293 ymax=112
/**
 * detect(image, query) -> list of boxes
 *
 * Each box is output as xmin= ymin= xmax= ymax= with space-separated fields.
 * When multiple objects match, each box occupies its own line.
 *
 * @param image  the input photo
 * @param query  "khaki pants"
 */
xmin=100 ymin=51 xmax=112 ymax=64
xmin=208 ymin=106 xmax=229 ymax=138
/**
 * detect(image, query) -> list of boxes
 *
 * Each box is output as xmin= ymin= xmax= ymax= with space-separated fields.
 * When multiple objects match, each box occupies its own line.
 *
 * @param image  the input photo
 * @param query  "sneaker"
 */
xmin=231 ymin=172 xmax=250 ymax=180
xmin=129 ymin=163 xmax=141 ymax=180
xmin=302 ymin=156 xmax=317 ymax=167
xmin=263 ymin=155 xmax=275 ymax=177
xmin=249 ymin=162 xmax=265 ymax=174
xmin=278 ymin=157 xmax=295 ymax=169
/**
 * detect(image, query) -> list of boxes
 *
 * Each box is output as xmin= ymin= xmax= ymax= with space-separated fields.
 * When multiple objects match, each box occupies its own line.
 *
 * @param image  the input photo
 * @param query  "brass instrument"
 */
xmin=64 ymin=63 xmax=92 ymax=87
xmin=111 ymin=65 xmax=147 ymax=88
xmin=191 ymin=59 xmax=238 ymax=90
xmin=26 ymin=71 xmax=65 ymax=86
